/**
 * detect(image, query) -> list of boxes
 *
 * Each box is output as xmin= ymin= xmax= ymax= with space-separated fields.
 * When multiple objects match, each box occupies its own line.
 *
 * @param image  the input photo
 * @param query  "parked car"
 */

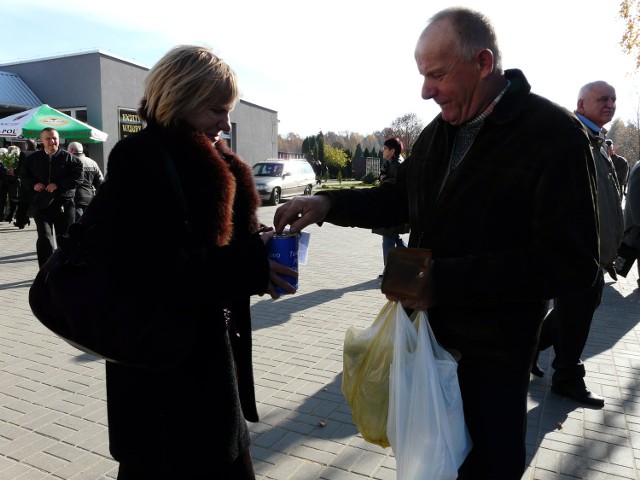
xmin=252 ymin=159 xmax=316 ymax=205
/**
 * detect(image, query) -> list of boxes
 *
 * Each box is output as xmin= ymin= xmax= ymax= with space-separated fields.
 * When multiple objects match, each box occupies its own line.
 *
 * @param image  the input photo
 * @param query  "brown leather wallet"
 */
xmin=380 ymin=248 xmax=432 ymax=300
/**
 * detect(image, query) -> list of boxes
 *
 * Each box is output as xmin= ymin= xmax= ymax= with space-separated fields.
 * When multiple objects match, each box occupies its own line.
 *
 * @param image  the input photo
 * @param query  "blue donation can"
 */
xmin=267 ymin=232 xmax=299 ymax=294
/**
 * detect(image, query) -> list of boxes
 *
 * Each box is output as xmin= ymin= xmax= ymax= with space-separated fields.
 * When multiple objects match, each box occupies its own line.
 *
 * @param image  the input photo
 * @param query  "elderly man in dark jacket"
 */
xmin=19 ymin=128 xmax=82 ymax=266
xmin=534 ymin=81 xmax=623 ymax=408
xmin=274 ymin=7 xmax=599 ymax=480
xmin=67 ymin=141 xmax=104 ymax=222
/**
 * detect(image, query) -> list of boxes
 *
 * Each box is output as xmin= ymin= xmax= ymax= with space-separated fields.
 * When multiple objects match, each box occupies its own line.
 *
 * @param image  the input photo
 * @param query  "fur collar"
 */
xmin=153 ymin=124 xmax=262 ymax=248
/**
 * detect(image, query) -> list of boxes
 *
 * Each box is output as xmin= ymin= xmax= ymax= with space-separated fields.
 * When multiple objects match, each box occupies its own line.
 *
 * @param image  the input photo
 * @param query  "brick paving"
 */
xmin=1 ymin=202 xmax=640 ymax=479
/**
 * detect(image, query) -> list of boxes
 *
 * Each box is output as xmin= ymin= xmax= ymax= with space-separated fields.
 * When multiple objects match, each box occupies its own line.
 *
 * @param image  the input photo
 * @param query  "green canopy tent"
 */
xmin=0 ymin=104 xmax=107 ymax=143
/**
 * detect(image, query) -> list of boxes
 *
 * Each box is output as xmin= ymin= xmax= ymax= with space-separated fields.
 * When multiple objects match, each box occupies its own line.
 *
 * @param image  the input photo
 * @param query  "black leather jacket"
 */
xmin=19 ymin=148 xmax=82 ymax=208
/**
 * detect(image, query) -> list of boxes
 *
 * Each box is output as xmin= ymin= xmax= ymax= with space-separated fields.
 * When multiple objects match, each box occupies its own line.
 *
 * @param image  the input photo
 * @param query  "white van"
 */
xmin=252 ymin=159 xmax=316 ymax=205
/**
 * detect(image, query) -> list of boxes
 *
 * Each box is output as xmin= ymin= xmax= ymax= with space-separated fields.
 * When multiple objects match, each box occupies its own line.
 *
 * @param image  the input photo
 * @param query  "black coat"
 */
xmin=19 ymin=148 xmax=82 ymax=208
xmin=86 ymin=123 xmax=270 ymax=469
xmin=321 ymin=69 xmax=599 ymax=377
xmin=16 ymin=150 xmax=36 ymax=203
xmin=372 ymin=155 xmax=410 ymax=236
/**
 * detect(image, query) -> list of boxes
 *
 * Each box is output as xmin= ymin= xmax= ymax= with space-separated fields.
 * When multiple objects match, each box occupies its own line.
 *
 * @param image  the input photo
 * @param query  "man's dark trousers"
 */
xmin=33 ymin=199 xmax=75 ymax=267
xmin=537 ymin=269 xmax=604 ymax=384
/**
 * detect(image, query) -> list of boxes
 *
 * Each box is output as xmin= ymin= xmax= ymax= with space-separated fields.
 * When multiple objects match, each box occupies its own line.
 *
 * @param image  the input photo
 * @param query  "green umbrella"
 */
xmin=0 ymin=104 xmax=108 ymax=143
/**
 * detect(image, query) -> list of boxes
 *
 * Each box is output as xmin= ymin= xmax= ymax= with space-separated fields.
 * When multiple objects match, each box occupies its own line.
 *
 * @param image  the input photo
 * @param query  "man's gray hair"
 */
xmin=429 ymin=7 xmax=502 ymax=73
xmin=68 ymin=142 xmax=83 ymax=154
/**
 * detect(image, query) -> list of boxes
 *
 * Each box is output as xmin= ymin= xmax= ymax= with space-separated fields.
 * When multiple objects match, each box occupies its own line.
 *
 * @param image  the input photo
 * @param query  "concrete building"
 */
xmin=0 ymin=50 xmax=278 ymax=172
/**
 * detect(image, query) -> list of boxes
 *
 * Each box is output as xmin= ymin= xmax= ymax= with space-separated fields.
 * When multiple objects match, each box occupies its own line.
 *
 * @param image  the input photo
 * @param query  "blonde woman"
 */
xmin=84 ymin=45 xmax=297 ymax=479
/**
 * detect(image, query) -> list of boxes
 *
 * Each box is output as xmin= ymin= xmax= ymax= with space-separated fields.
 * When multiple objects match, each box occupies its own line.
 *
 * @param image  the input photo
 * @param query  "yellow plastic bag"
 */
xmin=341 ymin=300 xmax=398 ymax=447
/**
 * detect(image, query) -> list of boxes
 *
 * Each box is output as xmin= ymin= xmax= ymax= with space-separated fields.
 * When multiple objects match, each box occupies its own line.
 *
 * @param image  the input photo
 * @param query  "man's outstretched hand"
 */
xmin=273 ymin=195 xmax=331 ymax=234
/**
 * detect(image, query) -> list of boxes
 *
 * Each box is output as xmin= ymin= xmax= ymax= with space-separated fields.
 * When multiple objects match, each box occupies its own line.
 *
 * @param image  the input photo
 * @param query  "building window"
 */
xmin=59 ymin=107 xmax=89 ymax=152
xmin=59 ymin=107 xmax=87 ymax=123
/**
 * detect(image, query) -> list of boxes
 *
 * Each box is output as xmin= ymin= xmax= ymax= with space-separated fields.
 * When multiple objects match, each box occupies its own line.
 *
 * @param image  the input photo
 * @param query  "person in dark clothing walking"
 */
xmin=13 ymin=139 xmax=37 ymax=229
xmin=67 ymin=141 xmax=104 ymax=222
xmin=605 ymin=139 xmax=629 ymax=196
xmin=1 ymin=146 xmax=21 ymax=222
xmin=19 ymin=128 xmax=82 ymax=266
xmin=372 ymin=137 xmax=408 ymax=277
xmin=622 ymin=160 xmax=640 ymax=288
xmin=533 ymin=81 xmax=623 ymax=408
xmin=0 ymin=147 xmax=12 ymax=220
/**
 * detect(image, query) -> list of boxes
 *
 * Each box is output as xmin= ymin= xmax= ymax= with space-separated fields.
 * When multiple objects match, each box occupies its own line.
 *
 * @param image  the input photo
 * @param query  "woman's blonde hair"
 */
xmin=140 ymin=45 xmax=239 ymax=127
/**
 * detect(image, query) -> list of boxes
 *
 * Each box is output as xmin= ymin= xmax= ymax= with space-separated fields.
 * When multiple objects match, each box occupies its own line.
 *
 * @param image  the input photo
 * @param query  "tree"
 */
xmin=277 ymin=112 xmax=423 ymax=159
xmin=354 ymin=143 xmax=363 ymax=160
xmin=615 ymin=116 xmax=640 ymax=166
xmin=277 ymin=132 xmax=303 ymax=153
xmin=344 ymin=148 xmax=353 ymax=178
xmin=619 ymin=1 xmax=640 ymax=164
xmin=301 ymin=135 xmax=316 ymax=157
xmin=324 ymin=144 xmax=349 ymax=169
xmin=381 ymin=113 xmax=425 ymax=157
xmin=620 ymin=0 xmax=640 ymax=69
xmin=362 ymin=133 xmax=381 ymax=152
xmin=610 ymin=0 xmax=640 ymax=166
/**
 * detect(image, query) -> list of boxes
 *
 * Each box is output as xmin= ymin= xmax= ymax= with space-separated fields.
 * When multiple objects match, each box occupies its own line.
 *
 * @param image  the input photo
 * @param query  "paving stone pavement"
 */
xmin=1 ymin=203 xmax=640 ymax=480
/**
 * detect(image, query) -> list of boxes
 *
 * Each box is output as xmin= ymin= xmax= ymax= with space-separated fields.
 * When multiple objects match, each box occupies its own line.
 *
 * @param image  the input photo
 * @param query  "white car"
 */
xmin=252 ymin=159 xmax=316 ymax=205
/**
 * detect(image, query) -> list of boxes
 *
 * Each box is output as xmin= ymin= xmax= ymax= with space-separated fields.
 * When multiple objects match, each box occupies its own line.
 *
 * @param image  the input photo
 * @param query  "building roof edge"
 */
xmin=0 ymin=49 xmax=150 ymax=69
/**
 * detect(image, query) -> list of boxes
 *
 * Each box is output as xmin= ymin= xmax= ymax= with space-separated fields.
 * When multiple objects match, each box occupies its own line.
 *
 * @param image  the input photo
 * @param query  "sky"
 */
xmin=2 ymin=0 xmax=638 ymax=139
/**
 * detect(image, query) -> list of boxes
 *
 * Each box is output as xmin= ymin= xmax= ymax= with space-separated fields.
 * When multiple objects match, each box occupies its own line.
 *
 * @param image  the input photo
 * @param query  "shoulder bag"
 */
xmin=28 ymin=148 xmax=197 ymax=367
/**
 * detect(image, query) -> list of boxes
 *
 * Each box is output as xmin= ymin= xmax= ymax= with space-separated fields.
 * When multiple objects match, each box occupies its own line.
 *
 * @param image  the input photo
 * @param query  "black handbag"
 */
xmin=28 ymin=147 xmax=197 ymax=367
xmin=612 ymin=242 xmax=639 ymax=278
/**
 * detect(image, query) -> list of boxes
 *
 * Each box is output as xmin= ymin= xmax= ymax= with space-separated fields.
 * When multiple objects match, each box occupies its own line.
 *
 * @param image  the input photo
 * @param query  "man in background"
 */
xmin=67 ymin=141 xmax=104 ymax=222
xmin=372 ymin=136 xmax=408 ymax=277
xmin=534 ymin=81 xmax=623 ymax=407
xmin=622 ymin=159 xmax=640 ymax=288
xmin=605 ymin=139 xmax=629 ymax=197
xmin=13 ymin=138 xmax=37 ymax=229
xmin=19 ymin=128 xmax=82 ymax=266
xmin=0 ymin=147 xmax=10 ymax=220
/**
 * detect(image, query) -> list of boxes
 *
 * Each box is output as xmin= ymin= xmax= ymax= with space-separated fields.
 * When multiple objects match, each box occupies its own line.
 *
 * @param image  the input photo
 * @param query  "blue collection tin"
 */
xmin=267 ymin=232 xmax=299 ymax=294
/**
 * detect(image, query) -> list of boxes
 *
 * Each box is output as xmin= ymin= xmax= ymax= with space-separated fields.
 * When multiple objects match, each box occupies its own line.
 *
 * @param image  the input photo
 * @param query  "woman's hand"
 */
xmin=258 ymin=225 xmax=298 ymax=299
xmin=266 ymin=260 xmax=298 ymax=299
xmin=259 ymin=226 xmax=275 ymax=245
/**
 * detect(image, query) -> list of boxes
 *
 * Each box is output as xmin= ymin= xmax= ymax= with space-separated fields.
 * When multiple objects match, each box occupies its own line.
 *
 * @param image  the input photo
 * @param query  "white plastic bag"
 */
xmin=387 ymin=308 xmax=472 ymax=480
